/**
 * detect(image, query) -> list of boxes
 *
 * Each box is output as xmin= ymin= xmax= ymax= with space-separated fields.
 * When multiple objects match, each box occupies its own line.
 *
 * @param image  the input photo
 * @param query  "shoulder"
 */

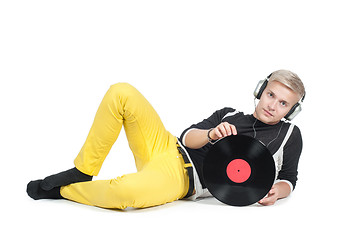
xmin=290 ymin=124 xmax=302 ymax=140
xmin=217 ymin=107 xmax=237 ymax=115
xmin=218 ymin=107 xmax=244 ymax=121
xmin=285 ymin=123 xmax=303 ymax=150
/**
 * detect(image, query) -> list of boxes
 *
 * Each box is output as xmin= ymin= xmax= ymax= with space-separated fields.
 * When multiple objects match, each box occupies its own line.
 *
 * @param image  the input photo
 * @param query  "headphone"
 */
xmin=253 ymin=73 xmax=305 ymax=121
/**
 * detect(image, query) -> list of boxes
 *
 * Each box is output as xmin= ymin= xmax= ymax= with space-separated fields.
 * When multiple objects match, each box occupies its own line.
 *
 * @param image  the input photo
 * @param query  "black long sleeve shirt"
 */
xmin=179 ymin=107 xmax=303 ymax=192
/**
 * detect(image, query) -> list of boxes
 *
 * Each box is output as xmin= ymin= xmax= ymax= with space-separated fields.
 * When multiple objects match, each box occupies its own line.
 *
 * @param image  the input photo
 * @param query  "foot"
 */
xmin=40 ymin=167 xmax=93 ymax=191
xmin=27 ymin=180 xmax=63 ymax=200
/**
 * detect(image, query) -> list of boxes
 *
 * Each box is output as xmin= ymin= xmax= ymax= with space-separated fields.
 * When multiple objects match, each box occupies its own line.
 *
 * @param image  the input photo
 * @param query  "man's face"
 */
xmin=254 ymin=80 xmax=300 ymax=125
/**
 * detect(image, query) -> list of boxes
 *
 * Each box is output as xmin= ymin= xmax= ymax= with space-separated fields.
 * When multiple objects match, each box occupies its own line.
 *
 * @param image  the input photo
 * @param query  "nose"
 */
xmin=268 ymin=99 xmax=277 ymax=110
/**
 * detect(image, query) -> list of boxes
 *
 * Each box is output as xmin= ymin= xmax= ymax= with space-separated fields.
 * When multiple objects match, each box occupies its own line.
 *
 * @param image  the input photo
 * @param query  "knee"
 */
xmin=108 ymin=82 xmax=139 ymax=98
xmin=108 ymin=175 xmax=143 ymax=209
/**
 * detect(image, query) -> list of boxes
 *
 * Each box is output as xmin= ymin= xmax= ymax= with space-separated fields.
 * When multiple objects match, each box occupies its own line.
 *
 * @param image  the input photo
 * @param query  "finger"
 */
xmin=223 ymin=122 xmax=232 ymax=136
xmin=230 ymin=124 xmax=237 ymax=135
xmin=258 ymin=198 xmax=267 ymax=205
xmin=259 ymin=200 xmax=273 ymax=206
xmin=223 ymin=122 xmax=235 ymax=136
xmin=220 ymin=123 xmax=229 ymax=136
xmin=213 ymin=128 xmax=223 ymax=139
xmin=218 ymin=124 xmax=228 ymax=137
xmin=258 ymin=196 xmax=276 ymax=206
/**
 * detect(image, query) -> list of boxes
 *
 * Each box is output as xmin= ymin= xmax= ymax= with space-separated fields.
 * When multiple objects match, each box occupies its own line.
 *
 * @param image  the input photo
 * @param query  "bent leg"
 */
xmin=61 ymin=153 xmax=189 ymax=209
xmin=74 ymin=82 xmax=175 ymax=176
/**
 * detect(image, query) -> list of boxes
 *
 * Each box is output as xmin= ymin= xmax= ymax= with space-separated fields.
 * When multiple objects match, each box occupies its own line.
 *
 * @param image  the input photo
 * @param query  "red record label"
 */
xmin=226 ymin=159 xmax=251 ymax=183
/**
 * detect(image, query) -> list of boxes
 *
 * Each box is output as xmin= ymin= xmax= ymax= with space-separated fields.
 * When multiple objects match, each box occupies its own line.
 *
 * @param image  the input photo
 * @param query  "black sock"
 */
xmin=27 ymin=180 xmax=63 ymax=200
xmin=40 ymin=167 xmax=93 ymax=191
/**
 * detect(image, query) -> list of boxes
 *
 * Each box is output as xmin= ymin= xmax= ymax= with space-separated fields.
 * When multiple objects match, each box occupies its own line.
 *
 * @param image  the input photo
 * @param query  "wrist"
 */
xmin=207 ymin=128 xmax=216 ymax=144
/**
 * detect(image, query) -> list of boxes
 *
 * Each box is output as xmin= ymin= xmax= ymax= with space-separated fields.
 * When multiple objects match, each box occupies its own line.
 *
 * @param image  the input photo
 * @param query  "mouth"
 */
xmin=263 ymin=109 xmax=273 ymax=117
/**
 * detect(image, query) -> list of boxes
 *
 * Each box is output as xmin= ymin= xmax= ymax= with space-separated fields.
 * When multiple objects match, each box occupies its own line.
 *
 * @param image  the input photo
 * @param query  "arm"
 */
xmin=184 ymin=122 xmax=238 ymax=149
xmin=183 ymin=129 xmax=209 ymax=149
xmin=259 ymin=126 xmax=303 ymax=206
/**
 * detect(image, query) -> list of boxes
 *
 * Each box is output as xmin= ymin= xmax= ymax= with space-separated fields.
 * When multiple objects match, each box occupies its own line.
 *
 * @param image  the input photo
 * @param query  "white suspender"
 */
xmin=281 ymin=124 xmax=294 ymax=148
xmin=272 ymin=123 xmax=295 ymax=191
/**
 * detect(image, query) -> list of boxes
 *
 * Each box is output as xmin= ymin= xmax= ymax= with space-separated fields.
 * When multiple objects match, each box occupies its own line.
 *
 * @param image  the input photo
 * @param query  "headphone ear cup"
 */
xmin=285 ymin=103 xmax=302 ymax=121
xmin=254 ymin=79 xmax=268 ymax=99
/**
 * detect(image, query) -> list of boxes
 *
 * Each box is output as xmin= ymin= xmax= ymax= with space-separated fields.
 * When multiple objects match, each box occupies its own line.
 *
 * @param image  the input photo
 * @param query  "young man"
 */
xmin=27 ymin=69 xmax=304 ymax=208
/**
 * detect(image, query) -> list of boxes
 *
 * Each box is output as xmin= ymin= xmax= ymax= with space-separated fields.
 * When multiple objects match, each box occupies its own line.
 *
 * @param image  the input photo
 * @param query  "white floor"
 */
xmin=1 ymin=1 xmax=360 ymax=239
xmin=7 ymin=181 xmax=359 ymax=239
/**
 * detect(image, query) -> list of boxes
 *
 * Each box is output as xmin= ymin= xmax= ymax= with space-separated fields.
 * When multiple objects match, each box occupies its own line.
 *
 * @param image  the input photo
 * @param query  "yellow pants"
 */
xmin=60 ymin=83 xmax=189 ymax=209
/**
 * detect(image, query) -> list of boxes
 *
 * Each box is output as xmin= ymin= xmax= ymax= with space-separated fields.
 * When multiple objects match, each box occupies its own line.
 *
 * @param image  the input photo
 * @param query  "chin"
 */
xmin=254 ymin=110 xmax=281 ymax=125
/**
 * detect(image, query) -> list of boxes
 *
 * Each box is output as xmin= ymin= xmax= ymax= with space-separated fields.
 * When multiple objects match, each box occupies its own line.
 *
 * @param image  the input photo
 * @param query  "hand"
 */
xmin=209 ymin=122 xmax=237 ymax=140
xmin=258 ymin=185 xmax=279 ymax=206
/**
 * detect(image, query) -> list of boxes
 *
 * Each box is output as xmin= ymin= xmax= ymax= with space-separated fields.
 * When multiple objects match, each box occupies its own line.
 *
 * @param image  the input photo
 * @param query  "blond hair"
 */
xmin=269 ymin=70 xmax=305 ymax=100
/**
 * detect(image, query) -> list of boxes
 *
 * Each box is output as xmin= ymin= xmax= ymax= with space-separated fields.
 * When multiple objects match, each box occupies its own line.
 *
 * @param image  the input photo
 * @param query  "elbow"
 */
xmin=181 ymin=128 xmax=194 ymax=147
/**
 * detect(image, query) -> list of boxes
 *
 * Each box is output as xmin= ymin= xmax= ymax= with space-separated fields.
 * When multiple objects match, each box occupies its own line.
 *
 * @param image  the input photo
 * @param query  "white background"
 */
xmin=1 ymin=0 xmax=360 ymax=239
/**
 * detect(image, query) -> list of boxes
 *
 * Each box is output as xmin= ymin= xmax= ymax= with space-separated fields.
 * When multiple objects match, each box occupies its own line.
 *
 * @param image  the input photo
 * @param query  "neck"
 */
xmin=252 ymin=111 xmax=280 ymax=125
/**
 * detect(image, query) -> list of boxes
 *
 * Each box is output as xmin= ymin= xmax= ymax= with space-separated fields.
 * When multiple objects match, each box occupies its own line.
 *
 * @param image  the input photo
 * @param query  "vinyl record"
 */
xmin=203 ymin=135 xmax=275 ymax=206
